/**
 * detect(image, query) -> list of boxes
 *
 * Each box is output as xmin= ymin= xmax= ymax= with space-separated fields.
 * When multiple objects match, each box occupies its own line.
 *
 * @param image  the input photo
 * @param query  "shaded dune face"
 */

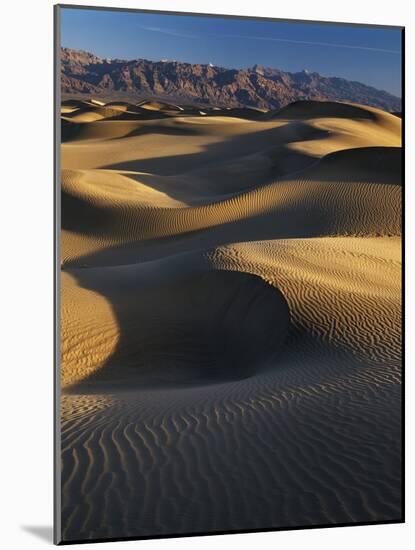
xmin=66 ymin=270 xmax=290 ymax=390
xmin=273 ymin=100 xmax=381 ymax=120
xmin=309 ymin=146 xmax=402 ymax=184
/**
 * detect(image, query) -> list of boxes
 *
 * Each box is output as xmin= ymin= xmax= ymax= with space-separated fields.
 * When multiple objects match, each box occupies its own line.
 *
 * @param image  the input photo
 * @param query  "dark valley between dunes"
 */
xmin=61 ymin=47 xmax=402 ymax=112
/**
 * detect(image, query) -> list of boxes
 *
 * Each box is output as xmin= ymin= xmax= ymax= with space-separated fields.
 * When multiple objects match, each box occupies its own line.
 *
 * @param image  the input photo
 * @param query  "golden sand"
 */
xmin=60 ymin=99 xmax=402 ymax=541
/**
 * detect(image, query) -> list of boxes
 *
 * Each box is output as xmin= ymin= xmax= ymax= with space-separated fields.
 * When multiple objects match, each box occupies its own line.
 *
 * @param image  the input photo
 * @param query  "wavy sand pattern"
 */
xmin=60 ymin=99 xmax=402 ymax=541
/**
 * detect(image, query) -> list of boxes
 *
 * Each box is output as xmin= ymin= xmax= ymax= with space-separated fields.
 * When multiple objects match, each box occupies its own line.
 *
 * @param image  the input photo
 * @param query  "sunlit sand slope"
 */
xmin=60 ymin=100 xmax=402 ymax=542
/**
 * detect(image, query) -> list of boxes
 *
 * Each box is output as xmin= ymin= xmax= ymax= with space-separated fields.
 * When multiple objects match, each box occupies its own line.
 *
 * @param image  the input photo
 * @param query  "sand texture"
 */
xmin=60 ymin=99 xmax=402 ymax=542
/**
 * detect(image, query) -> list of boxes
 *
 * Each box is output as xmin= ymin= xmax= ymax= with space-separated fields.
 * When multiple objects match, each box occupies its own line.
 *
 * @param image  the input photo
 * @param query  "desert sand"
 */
xmin=60 ymin=98 xmax=402 ymax=541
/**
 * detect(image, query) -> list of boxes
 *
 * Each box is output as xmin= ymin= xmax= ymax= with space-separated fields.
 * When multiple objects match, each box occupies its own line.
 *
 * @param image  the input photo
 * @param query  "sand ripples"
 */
xmin=59 ymin=100 xmax=402 ymax=542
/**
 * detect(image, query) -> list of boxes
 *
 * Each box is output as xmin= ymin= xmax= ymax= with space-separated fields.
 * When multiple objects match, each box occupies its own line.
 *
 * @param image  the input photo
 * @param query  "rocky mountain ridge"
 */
xmin=61 ymin=47 xmax=401 ymax=112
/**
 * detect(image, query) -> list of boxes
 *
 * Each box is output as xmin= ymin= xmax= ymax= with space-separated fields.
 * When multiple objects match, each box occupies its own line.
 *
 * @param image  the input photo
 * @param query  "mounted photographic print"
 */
xmin=54 ymin=4 xmax=404 ymax=544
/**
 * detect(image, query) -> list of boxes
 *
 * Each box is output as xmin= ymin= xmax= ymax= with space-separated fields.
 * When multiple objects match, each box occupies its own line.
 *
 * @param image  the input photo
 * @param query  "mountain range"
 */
xmin=61 ymin=47 xmax=401 ymax=112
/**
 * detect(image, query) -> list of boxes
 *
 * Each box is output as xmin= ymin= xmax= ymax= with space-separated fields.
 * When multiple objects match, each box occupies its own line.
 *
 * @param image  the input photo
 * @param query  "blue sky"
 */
xmin=60 ymin=7 xmax=402 ymax=97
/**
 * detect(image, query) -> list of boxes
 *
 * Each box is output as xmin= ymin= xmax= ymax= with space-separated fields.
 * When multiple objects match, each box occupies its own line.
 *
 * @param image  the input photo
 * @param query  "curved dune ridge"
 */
xmin=60 ymin=99 xmax=402 ymax=542
xmin=61 ymin=152 xmax=401 ymax=244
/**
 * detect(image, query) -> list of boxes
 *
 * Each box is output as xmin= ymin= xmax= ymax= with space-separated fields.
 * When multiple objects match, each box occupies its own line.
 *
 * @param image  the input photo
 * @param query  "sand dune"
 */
xmin=272 ymin=100 xmax=401 ymax=125
xmin=60 ymin=100 xmax=402 ymax=542
xmin=137 ymin=99 xmax=184 ymax=111
xmin=60 ymin=146 xmax=401 ymax=266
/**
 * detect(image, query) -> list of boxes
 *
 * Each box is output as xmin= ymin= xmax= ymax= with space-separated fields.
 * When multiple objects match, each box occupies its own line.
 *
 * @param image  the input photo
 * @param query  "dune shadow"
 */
xmin=111 ymin=121 xmax=208 ymax=140
xmin=120 ymin=144 xmax=321 ymax=204
xmin=61 ymin=201 xmax=330 ymax=267
xmin=59 ymin=120 xmax=326 ymax=208
xmin=305 ymin=146 xmax=402 ymax=185
xmin=65 ymin=269 xmax=291 ymax=394
xmin=270 ymin=100 xmax=379 ymax=120
xmin=61 ymin=114 xmax=185 ymax=143
xmin=96 ymin=142 xmax=401 ymax=209
xmin=99 ymin=121 xmax=329 ymax=178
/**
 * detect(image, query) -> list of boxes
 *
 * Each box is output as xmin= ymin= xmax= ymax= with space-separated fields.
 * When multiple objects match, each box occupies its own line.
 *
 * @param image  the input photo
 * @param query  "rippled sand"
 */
xmin=59 ymin=99 xmax=402 ymax=542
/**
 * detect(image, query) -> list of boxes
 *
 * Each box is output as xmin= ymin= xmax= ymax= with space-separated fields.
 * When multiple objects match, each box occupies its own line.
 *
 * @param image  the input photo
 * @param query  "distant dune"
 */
xmin=60 ymin=98 xmax=402 ymax=542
